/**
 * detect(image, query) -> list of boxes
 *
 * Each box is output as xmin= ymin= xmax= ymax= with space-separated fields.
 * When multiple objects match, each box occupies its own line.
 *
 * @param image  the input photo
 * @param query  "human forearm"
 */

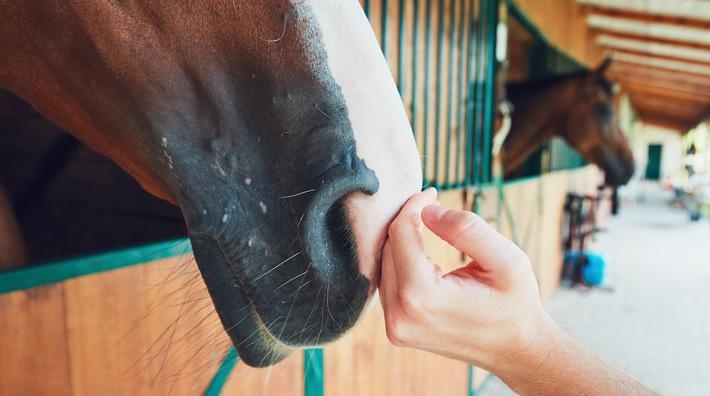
xmin=493 ymin=315 xmax=659 ymax=396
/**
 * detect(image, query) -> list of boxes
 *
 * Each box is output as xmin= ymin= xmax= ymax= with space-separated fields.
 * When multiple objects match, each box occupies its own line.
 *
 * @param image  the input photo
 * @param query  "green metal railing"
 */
xmin=371 ymin=0 xmax=498 ymax=190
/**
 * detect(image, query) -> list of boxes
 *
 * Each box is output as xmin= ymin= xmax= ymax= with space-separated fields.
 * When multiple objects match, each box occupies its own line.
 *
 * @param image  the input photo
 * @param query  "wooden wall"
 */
xmin=510 ymin=0 xmax=605 ymax=68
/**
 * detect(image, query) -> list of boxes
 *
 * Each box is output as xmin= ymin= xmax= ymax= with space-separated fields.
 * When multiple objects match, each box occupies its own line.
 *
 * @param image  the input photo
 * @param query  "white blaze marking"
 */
xmin=259 ymin=201 xmax=268 ymax=214
xmin=161 ymin=137 xmax=174 ymax=169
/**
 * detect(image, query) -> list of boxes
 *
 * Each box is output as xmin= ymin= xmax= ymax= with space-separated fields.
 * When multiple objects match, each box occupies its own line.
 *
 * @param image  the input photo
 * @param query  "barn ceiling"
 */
xmin=578 ymin=0 xmax=710 ymax=133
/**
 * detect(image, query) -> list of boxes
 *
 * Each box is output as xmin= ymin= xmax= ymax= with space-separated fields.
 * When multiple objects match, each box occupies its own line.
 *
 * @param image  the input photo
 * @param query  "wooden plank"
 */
xmin=610 ymin=67 xmax=710 ymax=90
xmin=63 ymin=255 xmax=230 ymax=395
xmin=635 ymin=110 xmax=690 ymax=133
xmin=600 ymin=47 xmax=710 ymax=68
xmin=591 ymin=29 xmax=710 ymax=52
xmin=618 ymin=80 xmax=710 ymax=104
xmin=613 ymin=52 xmax=710 ymax=76
xmin=581 ymin=5 xmax=710 ymax=30
xmin=0 ymin=285 xmax=73 ymax=396
xmin=633 ymin=104 xmax=698 ymax=123
xmin=512 ymin=0 xmax=605 ymax=67
xmin=613 ymin=58 xmax=710 ymax=80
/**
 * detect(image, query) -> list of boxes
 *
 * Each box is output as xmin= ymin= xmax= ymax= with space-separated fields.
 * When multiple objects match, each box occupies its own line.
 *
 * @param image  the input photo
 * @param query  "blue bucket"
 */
xmin=582 ymin=252 xmax=606 ymax=286
xmin=563 ymin=251 xmax=606 ymax=286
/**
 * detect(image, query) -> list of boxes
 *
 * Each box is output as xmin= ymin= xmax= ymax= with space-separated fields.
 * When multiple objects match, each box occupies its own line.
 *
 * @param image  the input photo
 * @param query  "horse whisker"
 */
xmin=279 ymin=189 xmax=316 ymax=199
xmin=273 ymin=269 xmax=309 ymax=293
xmin=253 ymin=251 xmax=301 ymax=282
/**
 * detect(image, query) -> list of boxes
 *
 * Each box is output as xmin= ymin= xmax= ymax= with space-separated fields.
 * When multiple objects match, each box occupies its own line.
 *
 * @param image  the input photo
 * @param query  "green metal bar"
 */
xmin=364 ymin=0 xmax=371 ymax=18
xmin=0 ymin=238 xmax=191 ymax=294
xmin=304 ymin=348 xmax=324 ymax=396
xmin=464 ymin=0 xmax=478 ymax=186
xmin=204 ymin=348 xmax=239 ymax=396
xmin=433 ymin=0 xmax=445 ymax=186
xmin=473 ymin=0 xmax=487 ymax=186
xmin=468 ymin=364 xmax=476 ymax=396
xmin=481 ymin=0 xmax=499 ymax=183
xmin=398 ymin=0 xmax=406 ymax=95
xmin=411 ymin=0 xmax=421 ymax=139
xmin=422 ymin=0 xmax=434 ymax=187
xmin=455 ymin=0 xmax=466 ymax=186
xmin=382 ymin=0 xmax=389 ymax=55
xmin=444 ymin=0 xmax=456 ymax=187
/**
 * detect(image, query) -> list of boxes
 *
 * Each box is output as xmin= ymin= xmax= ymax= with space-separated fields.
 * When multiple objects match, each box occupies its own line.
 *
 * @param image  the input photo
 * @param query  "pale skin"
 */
xmin=380 ymin=188 xmax=660 ymax=396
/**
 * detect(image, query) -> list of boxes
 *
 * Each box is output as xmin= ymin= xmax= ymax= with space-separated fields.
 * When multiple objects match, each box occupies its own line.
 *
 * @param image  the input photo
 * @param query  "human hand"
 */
xmin=379 ymin=188 xmax=554 ymax=371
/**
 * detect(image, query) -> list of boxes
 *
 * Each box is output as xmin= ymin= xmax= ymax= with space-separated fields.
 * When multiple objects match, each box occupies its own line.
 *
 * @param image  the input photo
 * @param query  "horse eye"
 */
xmin=595 ymin=104 xmax=613 ymax=121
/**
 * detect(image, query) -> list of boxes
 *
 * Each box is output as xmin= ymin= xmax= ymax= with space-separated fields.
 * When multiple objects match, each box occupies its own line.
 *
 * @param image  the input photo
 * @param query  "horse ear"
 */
xmin=594 ymin=56 xmax=613 ymax=76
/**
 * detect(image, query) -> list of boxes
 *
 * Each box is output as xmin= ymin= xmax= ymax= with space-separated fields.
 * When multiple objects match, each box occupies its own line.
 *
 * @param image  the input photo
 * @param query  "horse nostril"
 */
xmin=300 ymin=167 xmax=378 ymax=283
xmin=324 ymin=199 xmax=356 ymax=266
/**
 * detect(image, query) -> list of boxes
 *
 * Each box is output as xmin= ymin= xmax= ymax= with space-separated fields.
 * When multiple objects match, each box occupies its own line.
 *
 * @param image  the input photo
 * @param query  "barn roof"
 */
xmin=578 ymin=0 xmax=710 ymax=133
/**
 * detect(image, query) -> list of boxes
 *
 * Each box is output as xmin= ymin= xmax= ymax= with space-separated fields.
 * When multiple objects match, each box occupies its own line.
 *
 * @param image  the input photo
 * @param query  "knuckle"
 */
xmin=446 ymin=211 xmax=486 ymax=240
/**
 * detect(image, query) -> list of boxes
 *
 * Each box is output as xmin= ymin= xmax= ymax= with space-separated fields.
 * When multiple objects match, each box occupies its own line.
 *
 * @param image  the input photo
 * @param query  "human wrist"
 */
xmin=482 ymin=307 xmax=563 ymax=385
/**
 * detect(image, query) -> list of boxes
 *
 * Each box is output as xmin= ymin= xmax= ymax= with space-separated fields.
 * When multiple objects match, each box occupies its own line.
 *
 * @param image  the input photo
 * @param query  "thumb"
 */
xmin=421 ymin=205 xmax=529 ymax=290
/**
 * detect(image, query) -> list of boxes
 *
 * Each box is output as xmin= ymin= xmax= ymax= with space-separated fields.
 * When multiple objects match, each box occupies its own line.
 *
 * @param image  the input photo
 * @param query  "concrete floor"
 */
xmin=480 ymin=182 xmax=710 ymax=396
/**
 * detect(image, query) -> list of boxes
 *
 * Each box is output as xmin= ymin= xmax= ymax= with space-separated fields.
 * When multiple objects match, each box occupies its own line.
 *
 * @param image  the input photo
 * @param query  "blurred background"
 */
xmin=1 ymin=0 xmax=709 ymax=395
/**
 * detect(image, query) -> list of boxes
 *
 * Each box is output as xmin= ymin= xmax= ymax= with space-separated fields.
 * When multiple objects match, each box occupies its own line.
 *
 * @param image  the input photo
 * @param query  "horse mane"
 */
xmin=507 ymin=70 xmax=613 ymax=97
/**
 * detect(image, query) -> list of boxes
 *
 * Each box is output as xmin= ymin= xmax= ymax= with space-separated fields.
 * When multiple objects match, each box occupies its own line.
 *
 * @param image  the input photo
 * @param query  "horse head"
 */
xmin=0 ymin=1 xmax=422 ymax=366
xmin=504 ymin=58 xmax=635 ymax=187
xmin=560 ymin=59 xmax=635 ymax=186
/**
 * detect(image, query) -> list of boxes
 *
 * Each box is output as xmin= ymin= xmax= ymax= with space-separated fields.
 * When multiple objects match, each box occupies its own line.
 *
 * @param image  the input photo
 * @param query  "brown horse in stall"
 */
xmin=0 ymin=1 xmax=422 ymax=367
xmin=502 ymin=59 xmax=635 ymax=187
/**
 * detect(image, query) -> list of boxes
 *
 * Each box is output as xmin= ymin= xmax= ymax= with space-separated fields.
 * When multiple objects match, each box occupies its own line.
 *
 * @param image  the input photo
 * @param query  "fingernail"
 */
xmin=422 ymin=205 xmax=447 ymax=223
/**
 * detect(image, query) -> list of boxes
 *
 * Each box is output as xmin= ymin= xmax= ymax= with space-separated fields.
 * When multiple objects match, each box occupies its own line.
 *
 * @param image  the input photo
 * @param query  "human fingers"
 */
xmin=386 ymin=188 xmax=439 ymax=290
xmin=421 ymin=205 xmax=530 ymax=291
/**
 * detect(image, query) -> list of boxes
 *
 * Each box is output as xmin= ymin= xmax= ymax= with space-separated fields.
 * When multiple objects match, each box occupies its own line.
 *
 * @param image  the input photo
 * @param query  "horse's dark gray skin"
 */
xmin=504 ymin=59 xmax=635 ymax=186
xmin=0 ymin=1 xmax=422 ymax=366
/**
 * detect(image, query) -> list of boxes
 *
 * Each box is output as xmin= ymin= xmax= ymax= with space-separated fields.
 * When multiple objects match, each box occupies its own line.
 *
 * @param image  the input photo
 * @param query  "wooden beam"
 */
xmin=617 ymin=79 xmax=710 ymax=104
xmin=640 ymin=117 xmax=686 ymax=133
xmin=631 ymin=101 xmax=704 ymax=121
xmin=591 ymin=29 xmax=710 ymax=52
xmin=587 ymin=14 xmax=710 ymax=51
xmin=635 ymin=108 xmax=693 ymax=133
xmin=600 ymin=47 xmax=710 ymax=68
xmin=597 ymin=34 xmax=710 ymax=65
xmin=611 ymin=63 xmax=710 ymax=89
xmin=613 ymin=52 xmax=710 ymax=77
xmin=629 ymin=95 xmax=704 ymax=120
xmin=581 ymin=5 xmax=710 ymax=30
